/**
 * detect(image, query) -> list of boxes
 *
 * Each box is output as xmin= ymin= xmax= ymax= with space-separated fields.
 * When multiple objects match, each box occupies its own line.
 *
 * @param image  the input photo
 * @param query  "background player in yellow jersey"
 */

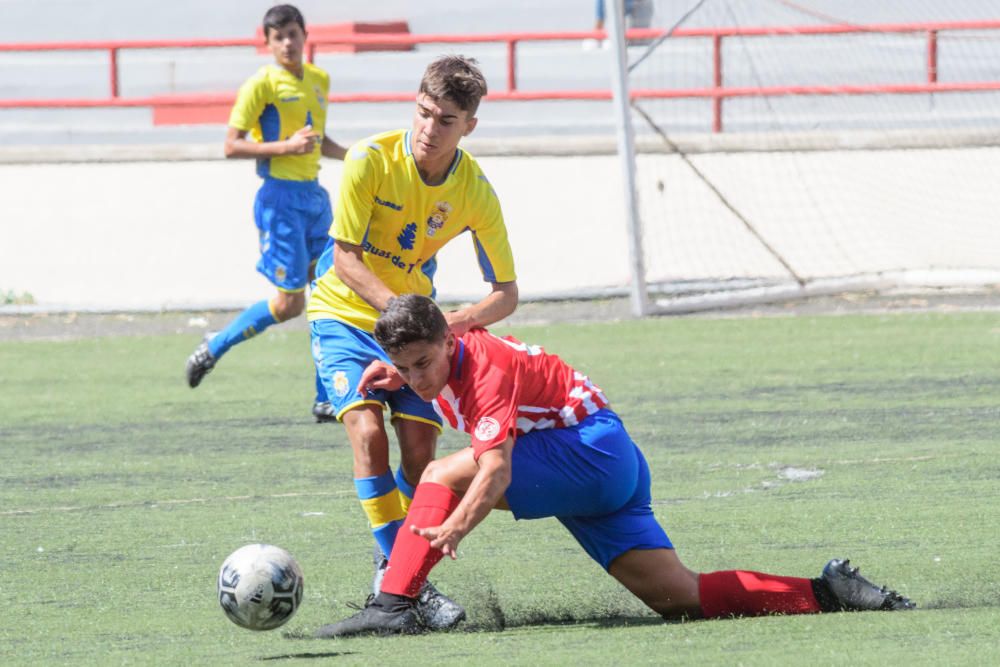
xmin=186 ymin=5 xmax=347 ymax=416
xmin=306 ymin=56 xmax=518 ymax=628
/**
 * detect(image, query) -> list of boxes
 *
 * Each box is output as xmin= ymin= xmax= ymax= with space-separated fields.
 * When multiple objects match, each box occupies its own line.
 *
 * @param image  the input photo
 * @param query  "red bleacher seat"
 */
xmin=153 ymin=103 xmax=231 ymax=126
xmin=254 ymin=21 xmax=413 ymax=54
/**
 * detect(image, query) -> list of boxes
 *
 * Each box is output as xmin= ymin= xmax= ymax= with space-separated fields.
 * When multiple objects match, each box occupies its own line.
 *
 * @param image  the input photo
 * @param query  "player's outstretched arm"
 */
xmin=412 ymin=438 xmax=513 ymax=559
xmin=223 ymin=125 xmax=319 ymax=159
xmin=444 ymin=280 xmax=518 ymax=336
xmin=357 ymin=360 xmax=405 ymax=395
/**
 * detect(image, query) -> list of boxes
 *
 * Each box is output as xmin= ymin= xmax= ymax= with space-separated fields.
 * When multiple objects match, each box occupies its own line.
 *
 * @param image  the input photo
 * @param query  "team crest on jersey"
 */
xmin=332 ymin=370 xmax=350 ymax=398
xmin=314 ymin=85 xmax=326 ymax=107
xmin=275 ymin=265 xmax=287 ymax=282
xmin=426 ymin=201 xmax=452 ymax=237
xmin=474 ymin=416 xmax=501 ymax=442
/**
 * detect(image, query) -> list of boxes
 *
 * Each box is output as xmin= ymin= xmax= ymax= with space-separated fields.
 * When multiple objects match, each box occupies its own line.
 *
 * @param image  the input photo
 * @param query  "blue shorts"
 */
xmin=254 ymin=177 xmax=332 ymax=291
xmin=310 ymin=318 xmax=443 ymax=428
xmin=504 ymin=409 xmax=672 ymax=570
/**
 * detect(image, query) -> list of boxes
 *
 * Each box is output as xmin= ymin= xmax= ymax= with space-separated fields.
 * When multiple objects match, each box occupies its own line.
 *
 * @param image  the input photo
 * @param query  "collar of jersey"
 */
xmin=451 ymin=338 xmax=465 ymax=382
xmin=270 ymin=63 xmax=306 ymax=81
xmin=404 ymin=130 xmax=464 ymax=184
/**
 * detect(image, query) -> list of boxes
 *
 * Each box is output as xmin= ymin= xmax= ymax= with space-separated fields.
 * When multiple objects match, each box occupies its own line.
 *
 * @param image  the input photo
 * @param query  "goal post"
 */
xmin=606 ymin=0 xmax=651 ymax=316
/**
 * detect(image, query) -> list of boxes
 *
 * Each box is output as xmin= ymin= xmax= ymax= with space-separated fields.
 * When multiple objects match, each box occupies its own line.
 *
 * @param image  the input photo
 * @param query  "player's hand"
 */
xmin=285 ymin=125 xmax=319 ymax=155
xmin=410 ymin=523 xmax=463 ymax=560
xmin=357 ymin=360 xmax=404 ymax=396
xmin=444 ymin=310 xmax=473 ymax=337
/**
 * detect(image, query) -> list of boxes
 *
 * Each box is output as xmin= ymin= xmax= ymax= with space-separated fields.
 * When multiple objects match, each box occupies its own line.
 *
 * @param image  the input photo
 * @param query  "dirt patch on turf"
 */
xmin=1 ymin=288 xmax=999 ymax=341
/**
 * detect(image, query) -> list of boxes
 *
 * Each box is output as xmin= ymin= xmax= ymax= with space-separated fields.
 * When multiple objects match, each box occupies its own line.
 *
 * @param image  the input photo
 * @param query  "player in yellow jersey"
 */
xmin=306 ymin=56 xmax=519 ymax=628
xmin=186 ymin=5 xmax=347 ymax=415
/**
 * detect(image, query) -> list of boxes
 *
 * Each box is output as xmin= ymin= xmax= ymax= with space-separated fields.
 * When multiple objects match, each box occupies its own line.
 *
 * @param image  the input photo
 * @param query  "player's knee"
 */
xmin=352 ymin=422 xmax=387 ymax=452
xmin=629 ymin=574 xmax=701 ymax=621
xmin=271 ymin=293 xmax=305 ymax=321
xmin=419 ymin=458 xmax=445 ymax=485
xmin=344 ymin=421 xmax=390 ymax=473
xmin=419 ymin=458 xmax=462 ymax=490
xmin=654 ymin=599 xmax=700 ymax=621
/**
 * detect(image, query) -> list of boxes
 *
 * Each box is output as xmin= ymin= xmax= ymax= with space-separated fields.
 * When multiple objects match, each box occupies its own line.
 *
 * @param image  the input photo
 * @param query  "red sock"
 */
xmin=380 ymin=482 xmax=461 ymax=598
xmin=699 ymin=570 xmax=821 ymax=618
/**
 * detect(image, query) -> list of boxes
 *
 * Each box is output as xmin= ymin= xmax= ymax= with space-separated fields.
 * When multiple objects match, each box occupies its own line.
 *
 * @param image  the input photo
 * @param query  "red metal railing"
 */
xmin=1 ymin=20 xmax=999 ymax=132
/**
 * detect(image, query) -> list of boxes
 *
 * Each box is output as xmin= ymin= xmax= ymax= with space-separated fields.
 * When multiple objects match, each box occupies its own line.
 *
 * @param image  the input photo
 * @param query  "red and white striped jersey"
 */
xmin=433 ymin=328 xmax=610 ymax=459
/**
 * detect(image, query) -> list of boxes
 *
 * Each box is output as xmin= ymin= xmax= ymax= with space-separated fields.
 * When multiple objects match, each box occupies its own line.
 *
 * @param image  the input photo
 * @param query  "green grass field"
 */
xmin=2 ymin=312 xmax=999 ymax=665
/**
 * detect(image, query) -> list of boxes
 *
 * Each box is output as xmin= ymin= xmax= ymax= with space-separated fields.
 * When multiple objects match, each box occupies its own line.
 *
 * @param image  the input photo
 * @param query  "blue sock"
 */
xmin=372 ymin=521 xmax=401 ymax=559
xmin=395 ymin=467 xmax=416 ymax=514
xmin=355 ymin=470 xmax=405 ymax=558
xmin=208 ymin=299 xmax=278 ymax=359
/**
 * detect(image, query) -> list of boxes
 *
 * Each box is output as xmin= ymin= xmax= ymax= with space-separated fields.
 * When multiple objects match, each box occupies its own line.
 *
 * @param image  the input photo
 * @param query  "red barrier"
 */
xmin=154 ymin=103 xmax=232 ymax=125
xmin=1 ymin=20 xmax=999 ymax=132
xmin=254 ymin=21 xmax=413 ymax=54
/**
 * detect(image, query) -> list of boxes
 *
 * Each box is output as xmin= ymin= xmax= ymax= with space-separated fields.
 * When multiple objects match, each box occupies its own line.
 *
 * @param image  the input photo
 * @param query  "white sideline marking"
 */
xmin=707 ymin=454 xmax=942 ymax=471
xmin=2 ymin=455 xmax=953 ymax=516
xmin=0 ymin=490 xmax=352 ymax=517
xmin=778 ymin=467 xmax=824 ymax=482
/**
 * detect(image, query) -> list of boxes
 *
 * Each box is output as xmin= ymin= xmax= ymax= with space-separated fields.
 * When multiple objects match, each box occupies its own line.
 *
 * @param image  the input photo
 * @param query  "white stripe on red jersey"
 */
xmin=435 ymin=384 xmax=465 ymax=433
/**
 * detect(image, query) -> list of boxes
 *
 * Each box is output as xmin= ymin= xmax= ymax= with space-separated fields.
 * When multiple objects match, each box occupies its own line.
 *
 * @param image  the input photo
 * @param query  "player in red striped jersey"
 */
xmin=431 ymin=330 xmax=610 ymax=447
xmin=316 ymin=295 xmax=914 ymax=637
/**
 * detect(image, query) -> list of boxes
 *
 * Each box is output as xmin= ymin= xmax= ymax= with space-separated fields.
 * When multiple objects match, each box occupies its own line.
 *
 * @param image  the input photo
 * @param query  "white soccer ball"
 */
xmin=217 ymin=543 xmax=304 ymax=631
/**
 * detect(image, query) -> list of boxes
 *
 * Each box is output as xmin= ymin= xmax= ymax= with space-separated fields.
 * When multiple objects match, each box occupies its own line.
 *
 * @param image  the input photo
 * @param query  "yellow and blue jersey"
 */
xmin=308 ymin=129 xmax=517 ymax=332
xmin=229 ymin=63 xmax=329 ymax=181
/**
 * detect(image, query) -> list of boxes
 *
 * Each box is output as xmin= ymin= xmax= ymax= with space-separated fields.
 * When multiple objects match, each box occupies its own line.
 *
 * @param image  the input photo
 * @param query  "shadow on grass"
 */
xmin=281 ymin=610 xmax=665 ymax=642
xmin=449 ymin=583 xmax=671 ymax=633
xmin=260 ymin=651 xmax=356 ymax=661
xmin=458 ymin=584 xmax=668 ymax=633
xmin=464 ymin=614 xmax=666 ymax=632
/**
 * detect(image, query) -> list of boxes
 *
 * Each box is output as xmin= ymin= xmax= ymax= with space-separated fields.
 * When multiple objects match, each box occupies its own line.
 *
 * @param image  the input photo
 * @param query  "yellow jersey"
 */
xmin=229 ymin=63 xmax=329 ymax=181
xmin=308 ymin=129 xmax=517 ymax=332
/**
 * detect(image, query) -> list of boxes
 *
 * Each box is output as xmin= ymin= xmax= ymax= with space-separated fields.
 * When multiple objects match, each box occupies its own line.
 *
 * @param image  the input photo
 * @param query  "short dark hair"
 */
xmin=418 ymin=55 xmax=488 ymax=117
xmin=263 ymin=4 xmax=306 ymax=39
xmin=374 ymin=295 xmax=449 ymax=353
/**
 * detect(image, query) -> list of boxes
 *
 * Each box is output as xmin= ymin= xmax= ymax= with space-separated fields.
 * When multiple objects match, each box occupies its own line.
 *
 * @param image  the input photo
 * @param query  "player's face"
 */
xmin=266 ymin=22 xmax=306 ymax=72
xmin=411 ymin=93 xmax=477 ymax=165
xmin=388 ymin=334 xmax=455 ymax=402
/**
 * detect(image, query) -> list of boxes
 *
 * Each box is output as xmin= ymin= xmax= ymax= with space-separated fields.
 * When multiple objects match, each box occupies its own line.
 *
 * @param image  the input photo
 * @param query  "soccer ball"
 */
xmin=217 ymin=543 xmax=304 ymax=631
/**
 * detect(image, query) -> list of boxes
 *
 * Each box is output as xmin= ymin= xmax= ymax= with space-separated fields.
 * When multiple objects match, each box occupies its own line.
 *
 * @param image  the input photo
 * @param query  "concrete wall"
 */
xmin=3 ymin=141 xmax=999 ymax=311
xmin=0 ymin=151 xmax=631 ymax=310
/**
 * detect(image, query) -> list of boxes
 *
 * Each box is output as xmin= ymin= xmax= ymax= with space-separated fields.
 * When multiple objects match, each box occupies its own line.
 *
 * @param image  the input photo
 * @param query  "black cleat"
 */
xmin=416 ymin=580 xmax=466 ymax=630
xmin=371 ymin=551 xmax=465 ymax=631
xmin=312 ymin=401 xmax=337 ymax=423
xmin=821 ymin=558 xmax=916 ymax=611
xmin=315 ymin=601 xmax=423 ymax=638
xmin=185 ymin=339 xmax=216 ymax=388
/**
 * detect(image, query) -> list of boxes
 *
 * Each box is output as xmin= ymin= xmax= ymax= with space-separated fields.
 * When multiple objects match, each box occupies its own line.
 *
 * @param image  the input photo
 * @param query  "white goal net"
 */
xmin=611 ymin=0 xmax=1000 ymax=314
